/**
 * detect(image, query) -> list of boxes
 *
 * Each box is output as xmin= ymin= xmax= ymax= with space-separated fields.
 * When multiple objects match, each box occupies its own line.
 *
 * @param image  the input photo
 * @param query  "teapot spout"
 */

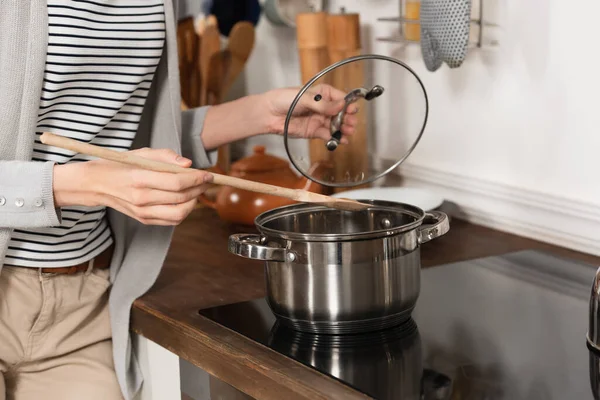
xmin=588 ymin=267 xmax=600 ymax=399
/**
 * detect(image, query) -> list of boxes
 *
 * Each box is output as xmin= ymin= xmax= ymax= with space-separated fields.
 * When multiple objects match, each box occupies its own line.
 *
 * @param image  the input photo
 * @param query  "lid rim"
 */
xmin=282 ymin=54 xmax=429 ymax=188
xmin=254 ymin=200 xmax=427 ymax=242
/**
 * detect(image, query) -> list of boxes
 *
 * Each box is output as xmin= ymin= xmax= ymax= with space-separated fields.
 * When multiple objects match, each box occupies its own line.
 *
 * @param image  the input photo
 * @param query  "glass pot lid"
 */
xmin=283 ymin=54 xmax=429 ymax=188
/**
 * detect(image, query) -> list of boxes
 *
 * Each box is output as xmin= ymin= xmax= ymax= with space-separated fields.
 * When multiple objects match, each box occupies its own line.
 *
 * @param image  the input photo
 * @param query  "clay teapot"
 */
xmin=200 ymin=145 xmax=328 ymax=225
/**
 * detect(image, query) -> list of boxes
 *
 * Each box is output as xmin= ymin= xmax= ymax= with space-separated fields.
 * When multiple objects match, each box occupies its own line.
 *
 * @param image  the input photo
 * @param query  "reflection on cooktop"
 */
xmin=199 ymin=250 xmax=598 ymax=399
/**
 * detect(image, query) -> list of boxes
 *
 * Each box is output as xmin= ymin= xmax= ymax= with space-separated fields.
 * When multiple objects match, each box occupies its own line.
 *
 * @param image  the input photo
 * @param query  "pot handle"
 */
xmin=228 ymin=234 xmax=288 ymax=262
xmin=418 ymin=211 xmax=450 ymax=244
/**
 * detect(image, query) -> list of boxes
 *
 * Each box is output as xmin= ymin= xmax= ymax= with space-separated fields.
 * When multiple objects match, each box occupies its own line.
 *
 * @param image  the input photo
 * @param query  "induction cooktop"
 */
xmin=199 ymin=250 xmax=598 ymax=400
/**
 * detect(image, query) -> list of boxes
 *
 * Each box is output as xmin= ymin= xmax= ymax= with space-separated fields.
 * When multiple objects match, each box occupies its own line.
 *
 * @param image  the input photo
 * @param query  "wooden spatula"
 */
xmin=177 ymin=17 xmax=199 ymax=108
xmin=206 ymin=50 xmax=231 ymax=172
xmin=40 ymin=133 xmax=372 ymax=212
xmin=199 ymin=23 xmax=221 ymax=106
xmin=222 ymin=21 xmax=255 ymax=96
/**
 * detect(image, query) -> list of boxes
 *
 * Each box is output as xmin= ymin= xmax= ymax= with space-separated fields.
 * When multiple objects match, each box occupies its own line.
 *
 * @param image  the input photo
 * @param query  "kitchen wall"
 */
xmin=181 ymin=0 xmax=600 ymax=256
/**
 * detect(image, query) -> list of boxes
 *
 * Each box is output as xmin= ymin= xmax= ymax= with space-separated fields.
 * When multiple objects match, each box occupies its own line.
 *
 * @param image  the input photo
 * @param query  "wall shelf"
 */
xmin=376 ymin=0 xmax=499 ymax=48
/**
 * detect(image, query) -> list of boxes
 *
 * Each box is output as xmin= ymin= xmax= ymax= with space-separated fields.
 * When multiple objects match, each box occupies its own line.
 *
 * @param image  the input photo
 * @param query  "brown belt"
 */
xmin=35 ymin=244 xmax=114 ymax=275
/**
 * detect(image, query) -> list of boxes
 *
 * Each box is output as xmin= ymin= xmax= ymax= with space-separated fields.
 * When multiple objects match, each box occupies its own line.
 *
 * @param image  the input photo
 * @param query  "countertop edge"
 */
xmin=131 ymin=303 xmax=371 ymax=400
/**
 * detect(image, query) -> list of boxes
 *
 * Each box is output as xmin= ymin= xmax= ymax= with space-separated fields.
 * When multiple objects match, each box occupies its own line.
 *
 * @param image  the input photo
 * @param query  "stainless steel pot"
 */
xmin=228 ymin=200 xmax=449 ymax=335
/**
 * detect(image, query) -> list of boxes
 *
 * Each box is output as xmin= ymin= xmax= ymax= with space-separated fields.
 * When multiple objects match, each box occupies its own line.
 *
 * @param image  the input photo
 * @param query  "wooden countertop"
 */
xmin=131 ymin=207 xmax=599 ymax=400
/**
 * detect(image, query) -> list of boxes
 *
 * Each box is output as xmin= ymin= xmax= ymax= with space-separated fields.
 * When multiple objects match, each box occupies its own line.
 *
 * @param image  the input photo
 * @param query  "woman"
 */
xmin=0 ymin=1 xmax=357 ymax=399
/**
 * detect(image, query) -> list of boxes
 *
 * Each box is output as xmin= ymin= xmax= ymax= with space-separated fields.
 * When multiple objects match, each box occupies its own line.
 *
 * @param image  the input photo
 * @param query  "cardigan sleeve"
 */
xmin=180 ymin=106 xmax=216 ymax=169
xmin=0 ymin=160 xmax=61 ymax=228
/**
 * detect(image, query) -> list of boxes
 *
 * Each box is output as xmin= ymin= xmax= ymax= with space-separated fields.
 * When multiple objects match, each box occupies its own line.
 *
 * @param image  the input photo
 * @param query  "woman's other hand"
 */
xmin=53 ymin=148 xmax=213 ymax=226
xmin=263 ymin=83 xmax=359 ymax=142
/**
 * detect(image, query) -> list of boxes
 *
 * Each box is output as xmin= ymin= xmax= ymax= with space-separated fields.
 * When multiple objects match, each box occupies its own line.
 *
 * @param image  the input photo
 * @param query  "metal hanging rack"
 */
xmin=376 ymin=0 xmax=499 ymax=48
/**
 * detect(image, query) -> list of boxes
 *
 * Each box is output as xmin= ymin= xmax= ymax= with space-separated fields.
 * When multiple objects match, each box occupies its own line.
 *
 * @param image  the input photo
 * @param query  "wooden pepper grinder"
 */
xmin=295 ymin=11 xmax=333 ymax=192
xmin=326 ymin=9 xmax=370 ymax=193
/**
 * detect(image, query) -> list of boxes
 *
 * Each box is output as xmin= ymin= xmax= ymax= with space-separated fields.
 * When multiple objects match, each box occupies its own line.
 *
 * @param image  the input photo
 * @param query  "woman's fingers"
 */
xmin=345 ymin=104 xmax=359 ymax=114
xmin=130 ymin=169 xmax=212 ymax=192
xmin=90 ymin=147 xmax=215 ymax=226
xmin=342 ymin=114 xmax=358 ymax=129
xmin=298 ymin=90 xmax=345 ymax=117
xmin=310 ymin=127 xmax=333 ymax=141
xmin=303 ymin=84 xmax=360 ymax=115
xmin=340 ymin=125 xmax=355 ymax=140
xmin=136 ymin=198 xmax=198 ymax=225
xmin=129 ymin=184 xmax=211 ymax=207
xmin=131 ymin=147 xmax=192 ymax=167
xmin=127 ymin=147 xmax=214 ymax=192
xmin=109 ymin=195 xmax=199 ymax=225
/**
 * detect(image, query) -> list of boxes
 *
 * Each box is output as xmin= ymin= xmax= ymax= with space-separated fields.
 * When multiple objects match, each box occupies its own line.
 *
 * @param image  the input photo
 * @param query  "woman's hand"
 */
xmin=263 ymin=83 xmax=359 ymax=143
xmin=53 ymin=148 xmax=213 ymax=226
xmin=200 ymin=83 xmax=359 ymax=150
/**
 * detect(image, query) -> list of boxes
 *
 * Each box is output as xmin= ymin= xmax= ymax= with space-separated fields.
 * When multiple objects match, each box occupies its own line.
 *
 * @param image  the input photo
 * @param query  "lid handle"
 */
xmin=326 ymin=85 xmax=385 ymax=151
xmin=588 ymin=266 xmax=600 ymax=352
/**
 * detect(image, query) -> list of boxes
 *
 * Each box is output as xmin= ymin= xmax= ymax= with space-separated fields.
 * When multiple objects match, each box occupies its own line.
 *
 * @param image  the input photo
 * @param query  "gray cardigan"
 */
xmin=0 ymin=1 xmax=213 ymax=398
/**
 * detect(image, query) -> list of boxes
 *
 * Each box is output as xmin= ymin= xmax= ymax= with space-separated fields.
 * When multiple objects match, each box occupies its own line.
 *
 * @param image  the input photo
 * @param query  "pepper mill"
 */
xmin=296 ymin=12 xmax=333 ymax=192
xmin=326 ymin=9 xmax=369 ymax=192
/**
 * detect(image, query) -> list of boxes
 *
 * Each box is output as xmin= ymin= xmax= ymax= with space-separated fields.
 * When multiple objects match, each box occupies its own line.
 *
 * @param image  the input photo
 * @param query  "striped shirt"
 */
xmin=5 ymin=0 xmax=166 ymax=268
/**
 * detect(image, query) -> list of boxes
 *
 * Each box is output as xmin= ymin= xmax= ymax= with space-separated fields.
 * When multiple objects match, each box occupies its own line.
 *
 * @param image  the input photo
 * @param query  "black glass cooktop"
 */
xmin=199 ymin=250 xmax=598 ymax=399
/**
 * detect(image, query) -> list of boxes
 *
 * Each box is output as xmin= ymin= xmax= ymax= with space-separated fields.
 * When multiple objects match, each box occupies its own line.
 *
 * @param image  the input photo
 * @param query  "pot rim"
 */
xmin=254 ymin=199 xmax=427 ymax=242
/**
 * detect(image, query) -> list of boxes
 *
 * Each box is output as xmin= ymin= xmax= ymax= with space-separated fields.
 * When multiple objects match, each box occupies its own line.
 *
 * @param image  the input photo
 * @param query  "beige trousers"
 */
xmin=0 ymin=265 xmax=123 ymax=400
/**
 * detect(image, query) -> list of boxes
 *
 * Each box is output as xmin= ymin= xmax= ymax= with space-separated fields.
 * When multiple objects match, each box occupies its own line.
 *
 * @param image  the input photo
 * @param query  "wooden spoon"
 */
xmin=208 ymin=50 xmax=232 ymax=172
xmin=40 ymin=133 xmax=372 ymax=212
xmin=222 ymin=21 xmax=255 ymax=96
xmin=199 ymin=23 xmax=221 ymax=106
xmin=176 ymin=17 xmax=199 ymax=107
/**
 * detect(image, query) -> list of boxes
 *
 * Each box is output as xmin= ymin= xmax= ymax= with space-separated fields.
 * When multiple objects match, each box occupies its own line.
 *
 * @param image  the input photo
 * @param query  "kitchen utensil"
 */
xmin=283 ymin=54 xmax=429 ymax=189
xmin=420 ymin=0 xmax=472 ymax=71
xmin=295 ymin=11 xmax=333 ymax=185
xmin=177 ymin=17 xmax=199 ymax=107
xmin=228 ymin=200 xmax=449 ymax=334
xmin=218 ymin=21 xmax=255 ymax=173
xmin=205 ymin=50 xmax=224 ymax=105
xmin=214 ymin=49 xmax=233 ymax=174
xmin=39 ymin=133 xmax=372 ymax=212
xmin=199 ymin=21 xmax=232 ymax=172
xmin=199 ymin=23 xmax=221 ymax=106
xmin=221 ymin=21 xmax=255 ymax=97
xmin=332 ymin=187 xmax=444 ymax=211
xmin=198 ymin=145 xmax=328 ymax=225
xmin=325 ymin=11 xmax=368 ymax=193
xmin=264 ymin=0 xmax=323 ymax=27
